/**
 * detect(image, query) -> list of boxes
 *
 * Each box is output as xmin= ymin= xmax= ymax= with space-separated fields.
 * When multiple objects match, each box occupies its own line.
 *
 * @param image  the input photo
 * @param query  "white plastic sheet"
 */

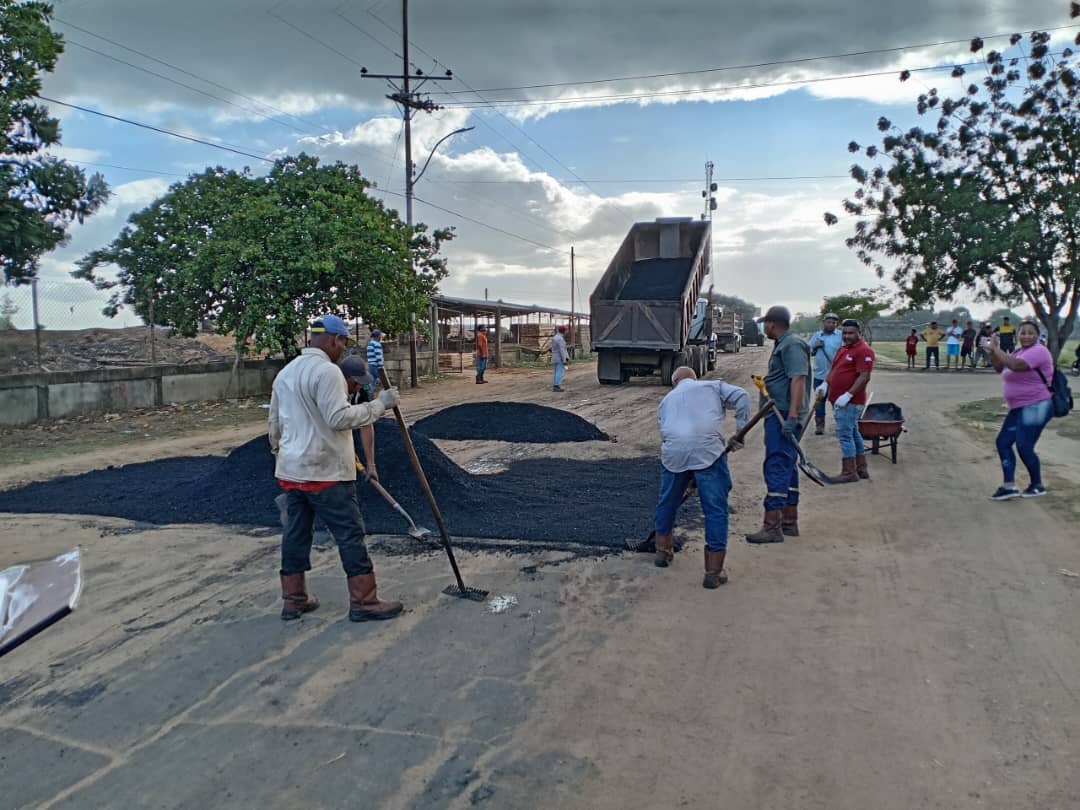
xmin=0 ymin=548 xmax=82 ymax=657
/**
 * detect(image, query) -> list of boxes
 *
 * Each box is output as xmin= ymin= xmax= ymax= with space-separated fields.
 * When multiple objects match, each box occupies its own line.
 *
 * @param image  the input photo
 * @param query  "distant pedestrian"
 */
xmin=975 ymin=322 xmax=994 ymax=368
xmin=995 ymin=316 xmax=1016 ymax=353
xmin=552 ymin=325 xmax=569 ymax=392
xmin=945 ymin=319 xmax=963 ymax=370
xmin=746 ymin=305 xmax=811 ymax=544
xmin=921 ymin=321 xmax=945 ymax=369
xmin=366 ymin=328 xmax=385 ymax=384
xmin=905 ymin=328 xmax=919 ymax=370
xmin=988 ymin=320 xmax=1055 ymax=500
xmin=819 ymin=319 xmax=875 ymax=482
xmin=339 ymin=355 xmax=378 ymax=481
xmin=808 ymin=313 xmax=842 ymax=434
xmin=960 ymin=320 xmax=977 ymax=369
xmin=475 ymin=326 xmax=489 ymax=385
xmin=269 ymin=315 xmax=403 ymax=623
xmin=653 ymin=366 xmax=750 ymax=587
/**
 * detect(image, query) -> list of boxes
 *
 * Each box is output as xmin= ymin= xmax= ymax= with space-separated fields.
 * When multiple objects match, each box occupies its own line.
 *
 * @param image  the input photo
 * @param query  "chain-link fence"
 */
xmin=0 ymin=280 xmax=227 ymax=375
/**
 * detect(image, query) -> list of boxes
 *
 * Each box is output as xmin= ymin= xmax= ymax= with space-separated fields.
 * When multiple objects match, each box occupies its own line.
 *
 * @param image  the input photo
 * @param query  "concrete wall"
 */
xmin=0 ymin=359 xmax=285 ymax=426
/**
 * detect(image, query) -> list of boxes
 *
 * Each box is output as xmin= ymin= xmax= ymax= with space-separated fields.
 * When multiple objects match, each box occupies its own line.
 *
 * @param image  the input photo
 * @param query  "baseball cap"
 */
xmin=756 ymin=305 xmax=791 ymax=326
xmin=339 ymin=355 xmax=374 ymax=386
xmin=823 ymin=312 xmax=839 ymax=321
xmin=310 ymin=314 xmax=349 ymax=336
xmin=370 ymin=328 xmax=383 ymax=338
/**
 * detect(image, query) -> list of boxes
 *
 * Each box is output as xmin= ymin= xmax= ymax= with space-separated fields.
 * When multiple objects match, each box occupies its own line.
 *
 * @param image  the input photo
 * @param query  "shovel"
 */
xmin=750 ymin=375 xmax=832 ymax=487
xmin=378 ymin=368 xmax=488 ymax=602
xmin=354 ymin=459 xmax=432 ymax=540
xmin=633 ymin=396 xmax=777 ymax=551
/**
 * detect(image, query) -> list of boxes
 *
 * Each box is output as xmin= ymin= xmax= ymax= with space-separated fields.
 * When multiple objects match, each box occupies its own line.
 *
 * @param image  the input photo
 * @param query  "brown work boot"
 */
xmin=703 ymin=548 xmax=728 ymax=588
xmin=654 ymin=533 xmax=674 ymax=568
xmin=745 ymin=509 xmax=784 ymax=544
xmin=833 ymin=457 xmax=859 ymax=484
xmin=347 ymin=573 xmax=403 ymax=622
xmin=855 ymin=454 xmax=870 ymax=480
xmin=475 ymin=375 xmax=482 ymax=384
xmin=814 ymin=416 xmax=825 ymax=435
xmin=781 ymin=504 xmax=800 ymax=537
xmin=280 ymin=573 xmax=319 ymax=621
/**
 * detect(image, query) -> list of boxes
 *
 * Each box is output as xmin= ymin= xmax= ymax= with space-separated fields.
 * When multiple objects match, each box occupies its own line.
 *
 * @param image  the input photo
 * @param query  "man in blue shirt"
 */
xmin=808 ymin=313 xmax=842 ymax=435
xmin=366 ymin=328 xmax=385 ymax=384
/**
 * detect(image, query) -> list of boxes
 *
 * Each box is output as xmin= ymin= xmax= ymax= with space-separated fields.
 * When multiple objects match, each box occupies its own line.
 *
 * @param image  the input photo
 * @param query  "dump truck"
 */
xmin=742 ymin=319 xmax=765 ymax=347
xmin=590 ymin=217 xmax=712 ymax=386
xmin=713 ymin=311 xmax=743 ymax=353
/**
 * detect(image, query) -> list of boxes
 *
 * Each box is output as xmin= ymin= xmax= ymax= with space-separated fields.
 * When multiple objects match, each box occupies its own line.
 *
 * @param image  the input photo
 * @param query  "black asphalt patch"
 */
xmin=0 ymin=420 xmax=673 ymax=548
xmin=411 ymin=402 xmax=609 ymax=443
xmin=617 ymin=258 xmax=694 ymax=300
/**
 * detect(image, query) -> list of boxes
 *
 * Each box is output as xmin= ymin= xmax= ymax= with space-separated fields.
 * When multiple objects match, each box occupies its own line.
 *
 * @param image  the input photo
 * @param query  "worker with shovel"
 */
xmin=654 ymin=366 xmax=751 ymax=587
xmin=269 ymin=315 xmax=404 ymax=623
xmin=746 ymin=305 xmax=812 ymax=544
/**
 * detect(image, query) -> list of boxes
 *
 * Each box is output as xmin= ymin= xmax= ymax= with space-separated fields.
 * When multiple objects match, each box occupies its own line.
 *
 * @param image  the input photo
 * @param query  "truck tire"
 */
xmin=660 ymin=354 xmax=675 ymax=387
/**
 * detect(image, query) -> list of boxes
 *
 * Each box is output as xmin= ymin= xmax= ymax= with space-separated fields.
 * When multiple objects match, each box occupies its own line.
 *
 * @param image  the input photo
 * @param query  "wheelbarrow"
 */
xmin=858 ymin=402 xmax=906 ymax=464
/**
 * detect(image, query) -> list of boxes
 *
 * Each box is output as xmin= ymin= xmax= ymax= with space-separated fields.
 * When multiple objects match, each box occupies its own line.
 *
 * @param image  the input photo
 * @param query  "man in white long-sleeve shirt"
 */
xmin=269 ymin=315 xmax=403 ymax=623
xmin=654 ymin=366 xmax=751 ymax=588
xmin=551 ymin=325 xmax=570 ymax=392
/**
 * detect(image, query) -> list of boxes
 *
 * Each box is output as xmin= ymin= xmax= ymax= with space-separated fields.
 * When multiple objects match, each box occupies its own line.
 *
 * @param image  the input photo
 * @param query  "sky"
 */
xmin=10 ymin=0 xmax=1076 ymax=330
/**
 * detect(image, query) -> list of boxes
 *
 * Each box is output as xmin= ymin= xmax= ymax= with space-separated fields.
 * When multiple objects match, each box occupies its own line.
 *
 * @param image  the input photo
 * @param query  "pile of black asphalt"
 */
xmin=617 ymin=258 xmax=694 ymax=300
xmin=0 ymin=420 xmax=672 ymax=549
xmin=411 ymin=402 xmax=609 ymax=443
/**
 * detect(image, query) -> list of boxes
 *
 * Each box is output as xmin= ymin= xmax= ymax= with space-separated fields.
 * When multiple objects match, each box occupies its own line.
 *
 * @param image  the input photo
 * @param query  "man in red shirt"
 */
xmin=818 ymin=319 xmax=875 ymax=482
xmin=475 ymin=326 xmax=489 ymax=384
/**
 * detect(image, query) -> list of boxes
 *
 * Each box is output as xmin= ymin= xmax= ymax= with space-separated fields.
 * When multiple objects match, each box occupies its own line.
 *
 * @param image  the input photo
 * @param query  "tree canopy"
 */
xmin=709 ymin=292 xmax=759 ymax=320
xmin=819 ymin=286 xmax=893 ymax=343
xmin=0 ymin=1 xmax=109 ymax=284
xmin=74 ymin=154 xmax=452 ymax=357
xmin=825 ymin=23 xmax=1080 ymax=359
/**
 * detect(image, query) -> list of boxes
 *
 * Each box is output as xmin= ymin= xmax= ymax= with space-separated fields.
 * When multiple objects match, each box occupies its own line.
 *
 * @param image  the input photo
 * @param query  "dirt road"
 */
xmin=2 ymin=354 xmax=1079 ymax=809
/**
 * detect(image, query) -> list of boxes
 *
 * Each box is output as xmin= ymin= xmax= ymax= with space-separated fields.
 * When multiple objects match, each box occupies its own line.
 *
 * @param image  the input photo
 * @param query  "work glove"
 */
xmin=378 ymin=387 xmax=401 ymax=410
xmin=835 ymin=392 xmax=853 ymax=409
xmin=781 ymin=417 xmax=801 ymax=440
xmin=815 ymin=381 xmax=829 ymax=398
xmin=726 ymin=438 xmax=745 ymax=453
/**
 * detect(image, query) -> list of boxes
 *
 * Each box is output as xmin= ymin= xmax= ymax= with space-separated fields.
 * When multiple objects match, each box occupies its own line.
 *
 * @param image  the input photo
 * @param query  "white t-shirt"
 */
xmin=658 ymin=380 xmax=751 ymax=473
xmin=946 ymin=325 xmax=963 ymax=345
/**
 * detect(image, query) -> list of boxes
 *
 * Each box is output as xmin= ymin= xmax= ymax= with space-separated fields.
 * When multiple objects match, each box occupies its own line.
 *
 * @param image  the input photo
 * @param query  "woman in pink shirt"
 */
xmin=988 ymin=320 xmax=1054 ymax=500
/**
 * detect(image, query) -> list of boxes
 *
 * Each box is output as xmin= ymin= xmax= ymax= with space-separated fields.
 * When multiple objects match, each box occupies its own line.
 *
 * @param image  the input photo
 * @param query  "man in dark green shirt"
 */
xmin=747 ymin=305 xmax=812 ymax=543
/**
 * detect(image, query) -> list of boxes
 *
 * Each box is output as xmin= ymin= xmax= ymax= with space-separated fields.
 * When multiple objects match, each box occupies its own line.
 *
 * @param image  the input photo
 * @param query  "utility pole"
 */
xmin=701 ymin=160 xmax=718 ymax=282
xmin=361 ymin=0 xmax=453 ymax=388
xmin=570 ymin=246 xmax=576 ymax=358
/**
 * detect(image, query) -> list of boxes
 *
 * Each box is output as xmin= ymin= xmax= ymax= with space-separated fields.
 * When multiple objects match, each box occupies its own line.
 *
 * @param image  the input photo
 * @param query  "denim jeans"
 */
xmin=654 ymin=455 xmax=732 ymax=551
xmin=833 ymin=403 xmax=866 ymax=459
xmin=281 ymin=482 xmax=374 ymax=577
xmin=925 ymin=346 xmax=939 ymax=368
xmin=553 ymin=362 xmax=565 ymax=386
xmin=996 ymin=398 xmax=1052 ymax=486
xmin=762 ymin=413 xmax=799 ymax=511
xmin=476 ymin=357 xmax=488 ymax=375
xmin=813 ymin=377 xmax=827 ymax=421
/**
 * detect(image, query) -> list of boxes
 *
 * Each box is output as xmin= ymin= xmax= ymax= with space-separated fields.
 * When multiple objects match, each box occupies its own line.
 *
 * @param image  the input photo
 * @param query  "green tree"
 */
xmin=820 ymin=286 xmax=892 ymax=343
xmin=825 ymin=24 xmax=1080 ymax=360
xmin=75 ymin=155 xmax=452 ymax=357
xmin=709 ymin=292 xmax=758 ymax=321
xmin=0 ymin=292 xmax=18 ymax=329
xmin=0 ymin=1 xmax=109 ymax=284
xmin=790 ymin=311 xmax=823 ymax=336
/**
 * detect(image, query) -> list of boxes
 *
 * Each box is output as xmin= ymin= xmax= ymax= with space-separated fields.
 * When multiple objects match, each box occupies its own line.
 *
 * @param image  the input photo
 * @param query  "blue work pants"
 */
xmin=834 ymin=403 xmax=866 ymax=459
xmin=763 ymin=413 xmax=799 ymax=511
xmin=654 ymin=455 xmax=732 ymax=551
xmin=281 ymin=482 xmax=373 ymax=577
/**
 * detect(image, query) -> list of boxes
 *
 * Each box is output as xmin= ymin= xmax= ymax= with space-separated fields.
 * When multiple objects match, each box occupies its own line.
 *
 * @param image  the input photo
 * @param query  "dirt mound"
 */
xmin=0 ymin=419 xmax=663 ymax=548
xmin=412 ymin=402 xmax=609 ymax=443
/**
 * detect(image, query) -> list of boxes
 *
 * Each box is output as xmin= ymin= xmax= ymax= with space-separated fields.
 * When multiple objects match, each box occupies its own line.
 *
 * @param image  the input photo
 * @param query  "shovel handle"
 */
xmin=377 ymin=368 xmax=468 ymax=591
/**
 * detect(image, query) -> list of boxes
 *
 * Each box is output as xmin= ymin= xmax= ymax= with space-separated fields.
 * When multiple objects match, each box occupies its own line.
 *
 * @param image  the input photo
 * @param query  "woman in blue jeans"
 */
xmin=988 ymin=321 xmax=1055 ymax=500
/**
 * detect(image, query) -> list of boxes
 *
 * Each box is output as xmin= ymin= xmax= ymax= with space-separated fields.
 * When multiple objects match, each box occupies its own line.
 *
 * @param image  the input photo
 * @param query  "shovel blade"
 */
xmin=408 ymin=525 xmax=433 ymax=540
xmin=274 ymin=493 xmax=289 ymax=526
xmin=798 ymin=460 xmax=832 ymax=487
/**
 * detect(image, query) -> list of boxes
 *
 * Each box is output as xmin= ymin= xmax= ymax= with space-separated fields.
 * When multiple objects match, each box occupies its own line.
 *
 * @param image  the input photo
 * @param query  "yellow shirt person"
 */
xmin=921 ymin=324 xmax=946 ymax=347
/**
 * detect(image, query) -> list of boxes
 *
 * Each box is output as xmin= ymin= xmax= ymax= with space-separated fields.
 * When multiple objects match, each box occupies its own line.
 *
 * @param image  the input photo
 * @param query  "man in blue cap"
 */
xmin=269 ymin=315 xmax=403 ymax=623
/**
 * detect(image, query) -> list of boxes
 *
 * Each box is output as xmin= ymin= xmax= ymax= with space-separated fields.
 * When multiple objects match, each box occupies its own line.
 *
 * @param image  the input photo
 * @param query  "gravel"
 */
xmin=412 ymin=402 xmax=609 ymax=443
xmin=0 ymin=420 xmax=663 ymax=548
xmin=617 ymin=258 xmax=694 ymax=300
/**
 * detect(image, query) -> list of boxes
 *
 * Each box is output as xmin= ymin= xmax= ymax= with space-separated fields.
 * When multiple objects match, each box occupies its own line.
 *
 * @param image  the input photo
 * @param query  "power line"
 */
xmin=267 ymin=10 xmax=367 ymax=69
xmin=52 ymin=16 xmax=325 ymax=134
xmin=35 ymin=96 xmax=275 ymax=163
xmin=437 ymin=55 xmax=1049 ymax=108
xmin=64 ymin=39 xmax=310 ymax=135
xmin=433 ymin=23 xmax=1080 ymax=96
xmin=70 ymin=160 xmax=188 ymax=177
xmin=427 ymin=174 xmax=849 ymax=184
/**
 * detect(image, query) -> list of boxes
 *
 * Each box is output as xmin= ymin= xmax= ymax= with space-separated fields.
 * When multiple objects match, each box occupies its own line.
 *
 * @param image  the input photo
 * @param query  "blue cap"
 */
xmin=310 ymin=315 xmax=349 ymax=336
